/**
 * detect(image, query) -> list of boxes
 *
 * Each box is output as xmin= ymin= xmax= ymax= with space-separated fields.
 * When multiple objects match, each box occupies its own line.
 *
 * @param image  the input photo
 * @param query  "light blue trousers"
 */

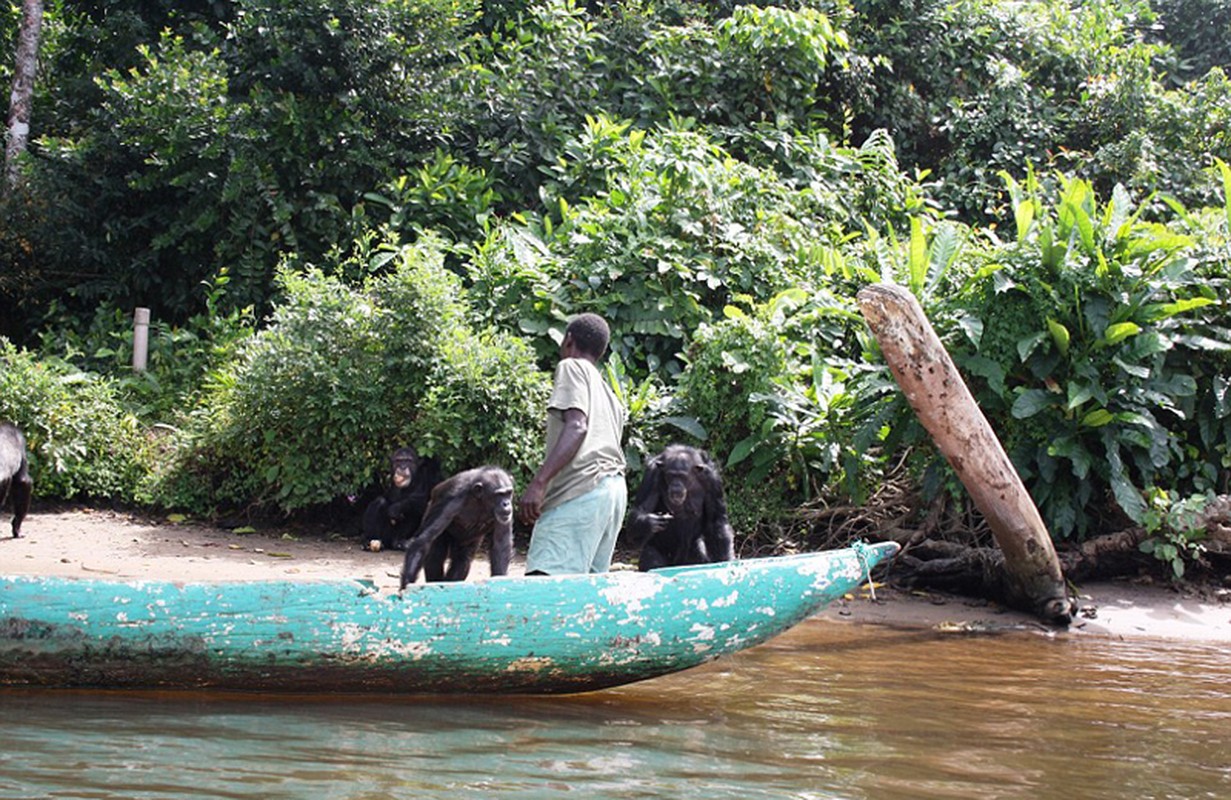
xmin=525 ymin=475 xmax=628 ymax=575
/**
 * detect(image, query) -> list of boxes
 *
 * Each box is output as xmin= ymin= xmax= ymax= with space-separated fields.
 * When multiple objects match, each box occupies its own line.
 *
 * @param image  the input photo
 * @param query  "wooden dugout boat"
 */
xmin=0 ymin=541 xmax=897 ymax=695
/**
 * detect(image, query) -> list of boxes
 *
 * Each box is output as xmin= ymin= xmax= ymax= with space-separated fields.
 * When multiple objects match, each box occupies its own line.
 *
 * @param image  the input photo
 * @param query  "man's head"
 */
xmin=562 ymin=313 xmax=610 ymax=361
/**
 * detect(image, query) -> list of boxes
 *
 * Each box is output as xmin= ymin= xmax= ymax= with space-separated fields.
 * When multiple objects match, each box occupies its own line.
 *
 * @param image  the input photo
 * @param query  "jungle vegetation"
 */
xmin=1 ymin=0 xmax=1228 ymax=578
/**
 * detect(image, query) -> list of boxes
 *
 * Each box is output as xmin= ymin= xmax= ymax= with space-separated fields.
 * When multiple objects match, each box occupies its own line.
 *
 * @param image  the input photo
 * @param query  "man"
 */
xmin=518 ymin=313 xmax=627 ymax=575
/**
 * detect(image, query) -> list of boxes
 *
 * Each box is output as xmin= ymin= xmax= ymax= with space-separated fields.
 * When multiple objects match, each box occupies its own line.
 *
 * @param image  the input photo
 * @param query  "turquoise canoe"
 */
xmin=0 ymin=541 xmax=897 ymax=695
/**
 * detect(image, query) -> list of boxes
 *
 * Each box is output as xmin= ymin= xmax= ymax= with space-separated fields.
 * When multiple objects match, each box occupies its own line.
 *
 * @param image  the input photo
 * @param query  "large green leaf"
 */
xmin=1047 ymin=318 xmax=1070 ymax=357
xmin=1101 ymin=321 xmax=1141 ymax=347
xmin=1011 ymin=388 xmax=1053 ymax=419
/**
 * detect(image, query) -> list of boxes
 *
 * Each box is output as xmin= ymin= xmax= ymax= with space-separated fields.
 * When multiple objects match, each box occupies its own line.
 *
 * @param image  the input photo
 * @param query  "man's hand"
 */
xmin=518 ymin=479 xmax=547 ymax=526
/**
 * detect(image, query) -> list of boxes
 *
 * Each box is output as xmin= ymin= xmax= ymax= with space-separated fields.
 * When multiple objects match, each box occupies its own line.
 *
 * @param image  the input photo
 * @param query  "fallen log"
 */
xmin=857 ymin=283 xmax=1075 ymax=625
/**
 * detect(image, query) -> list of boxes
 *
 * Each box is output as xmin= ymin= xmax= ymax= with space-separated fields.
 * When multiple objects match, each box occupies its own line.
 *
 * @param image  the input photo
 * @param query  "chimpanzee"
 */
xmin=625 ymin=444 xmax=735 ymax=571
xmin=0 ymin=422 xmax=32 ymax=538
xmin=362 ymin=446 xmax=443 ymax=550
xmin=399 ymin=466 xmax=515 ymax=588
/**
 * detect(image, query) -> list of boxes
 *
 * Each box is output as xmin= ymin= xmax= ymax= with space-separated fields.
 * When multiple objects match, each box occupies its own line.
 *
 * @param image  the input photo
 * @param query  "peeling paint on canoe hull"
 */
xmin=0 ymin=543 xmax=898 ymax=694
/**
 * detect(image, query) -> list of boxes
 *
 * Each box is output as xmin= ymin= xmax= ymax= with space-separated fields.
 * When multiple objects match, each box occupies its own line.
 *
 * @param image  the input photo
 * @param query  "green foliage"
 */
xmin=1138 ymin=489 xmax=1210 ymax=579
xmin=469 ymin=119 xmax=922 ymax=374
xmin=669 ymin=286 xmax=893 ymax=539
xmin=410 ymin=327 xmax=549 ymax=486
xmin=363 ymin=150 xmax=501 ymax=247
xmin=34 ymin=271 xmax=256 ymax=420
xmin=0 ymin=340 xmax=150 ymax=503
xmin=641 ymin=3 xmax=849 ymax=131
xmin=948 ymin=173 xmax=1231 ymax=538
xmin=458 ymin=1 xmax=850 ymax=206
xmin=153 ymin=236 xmax=549 ymax=515
xmin=715 ymin=124 xmax=936 ymax=234
xmin=459 ymin=0 xmax=623 ymax=201
xmin=1080 ymin=65 xmax=1231 ymax=210
xmin=1148 ymin=0 xmax=1231 ymax=85
xmin=604 ymin=349 xmax=706 ymax=477
xmin=676 ymin=296 xmax=797 ymax=477
xmin=7 ymin=0 xmax=479 ymax=339
xmin=839 ymin=0 xmax=1229 ymax=219
xmin=160 ymin=265 xmax=392 ymax=513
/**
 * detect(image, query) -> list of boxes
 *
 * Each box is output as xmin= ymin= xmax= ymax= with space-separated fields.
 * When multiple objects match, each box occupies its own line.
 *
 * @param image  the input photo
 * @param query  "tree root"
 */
xmin=789 ymin=485 xmax=1231 ymax=604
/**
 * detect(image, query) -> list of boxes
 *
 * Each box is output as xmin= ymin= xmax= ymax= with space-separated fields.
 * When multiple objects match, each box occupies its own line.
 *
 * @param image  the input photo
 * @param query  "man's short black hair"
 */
xmin=565 ymin=313 xmax=610 ymax=359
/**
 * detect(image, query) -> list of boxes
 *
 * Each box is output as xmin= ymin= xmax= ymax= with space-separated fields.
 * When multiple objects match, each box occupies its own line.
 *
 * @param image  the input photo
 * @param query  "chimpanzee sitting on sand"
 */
xmin=362 ymin=445 xmax=443 ymax=550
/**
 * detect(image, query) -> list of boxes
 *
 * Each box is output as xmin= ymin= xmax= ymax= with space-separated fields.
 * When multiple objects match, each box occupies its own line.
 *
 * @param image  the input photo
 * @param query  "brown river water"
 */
xmin=1 ymin=619 xmax=1228 ymax=799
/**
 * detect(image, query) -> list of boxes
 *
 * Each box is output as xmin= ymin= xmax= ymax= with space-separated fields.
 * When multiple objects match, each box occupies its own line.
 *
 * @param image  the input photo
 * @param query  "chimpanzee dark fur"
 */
xmin=0 ymin=422 xmax=32 ymax=538
xmin=625 ymin=444 xmax=735 ymax=571
xmin=399 ymin=466 xmax=514 ymax=588
xmin=362 ymin=446 xmax=443 ymax=549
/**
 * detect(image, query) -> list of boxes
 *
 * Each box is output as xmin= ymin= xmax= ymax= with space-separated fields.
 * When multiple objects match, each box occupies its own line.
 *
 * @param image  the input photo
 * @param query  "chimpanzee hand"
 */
xmin=645 ymin=512 xmax=673 ymax=534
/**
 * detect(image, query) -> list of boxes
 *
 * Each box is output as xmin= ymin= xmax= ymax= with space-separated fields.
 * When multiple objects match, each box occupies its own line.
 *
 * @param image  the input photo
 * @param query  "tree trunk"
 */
xmin=5 ymin=0 xmax=44 ymax=191
xmin=857 ymin=283 xmax=1075 ymax=624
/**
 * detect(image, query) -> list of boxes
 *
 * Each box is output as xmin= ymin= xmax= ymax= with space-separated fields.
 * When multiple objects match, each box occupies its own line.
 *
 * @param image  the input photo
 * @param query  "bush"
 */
xmin=410 ymin=327 xmax=549 ymax=485
xmin=672 ymin=284 xmax=898 ymax=533
xmin=935 ymin=174 xmax=1231 ymax=539
xmin=640 ymin=4 xmax=849 ymax=131
xmin=9 ymin=0 xmax=480 ymax=339
xmin=1081 ymin=66 xmax=1231 ymax=211
xmin=1148 ymin=0 xmax=1231 ymax=84
xmin=0 ymin=339 xmax=150 ymax=503
xmin=675 ymin=300 xmax=796 ymax=473
xmin=468 ymin=120 xmax=924 ymax=376
xmin=33 ymin=272 xmax=256 ymax=421
xmin=152 ymin=235 xmax=549 ymax=516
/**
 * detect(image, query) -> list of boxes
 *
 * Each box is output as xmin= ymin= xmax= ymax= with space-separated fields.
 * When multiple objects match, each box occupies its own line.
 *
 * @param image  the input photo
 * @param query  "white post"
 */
xmin=132 ymin=307 xmax=150 ymax=372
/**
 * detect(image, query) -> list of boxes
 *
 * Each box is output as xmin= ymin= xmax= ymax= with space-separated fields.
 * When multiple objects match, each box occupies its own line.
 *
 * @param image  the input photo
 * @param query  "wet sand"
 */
xmin=3 ymin=506 xmax=1229 ymax=642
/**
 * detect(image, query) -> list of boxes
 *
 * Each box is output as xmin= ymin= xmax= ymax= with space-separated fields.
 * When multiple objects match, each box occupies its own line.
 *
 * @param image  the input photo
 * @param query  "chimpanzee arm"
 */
xmin=489 ymin=516 xmax=513 ymax=576
xmin=698 ymin=463 xmax=735 ymax=562
xmin=399 ymin=492 xmax=466 ymax=589
xmin=386 ymin=490 xmax=430 ymax=531
xmin=385 ymin=491 xmax=416 ymax=522
xmin=625 ymin=459 xmax=669 ymax=548
xmin=362 ymin=496 xmax=391 ymax=540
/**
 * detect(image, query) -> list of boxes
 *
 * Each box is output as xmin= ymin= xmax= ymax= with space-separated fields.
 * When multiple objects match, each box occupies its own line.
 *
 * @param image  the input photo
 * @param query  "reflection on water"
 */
xmin=2 ymin=620 xmax=1229 ymax=799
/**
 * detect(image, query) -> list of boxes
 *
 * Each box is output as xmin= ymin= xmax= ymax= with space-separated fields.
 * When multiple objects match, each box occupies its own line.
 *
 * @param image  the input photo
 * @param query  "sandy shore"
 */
xmin=3 ymin=505 xmax=1229 ymax=642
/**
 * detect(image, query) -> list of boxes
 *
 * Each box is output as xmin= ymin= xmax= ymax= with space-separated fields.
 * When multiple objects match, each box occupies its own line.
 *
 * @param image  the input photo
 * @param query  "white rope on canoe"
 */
xmin=852 ymin=540 xmax=878 ymax=602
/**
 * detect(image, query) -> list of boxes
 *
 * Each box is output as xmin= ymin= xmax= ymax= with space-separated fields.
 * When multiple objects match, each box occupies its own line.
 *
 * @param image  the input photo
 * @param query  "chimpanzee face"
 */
xmin=471 ymin=471 xmax=514 ymax=525
xmin=392 ymin=460 xmax=415 ymax=488
xmin=493 ymin=486 xmax=514 ymax=525
xmin=660 ymin=455 xmax=707 ymax=517
xmin=390 ymin=447 xmax=420 ymax=489
xmin=664 ymin=469 xmax=690 ymax=511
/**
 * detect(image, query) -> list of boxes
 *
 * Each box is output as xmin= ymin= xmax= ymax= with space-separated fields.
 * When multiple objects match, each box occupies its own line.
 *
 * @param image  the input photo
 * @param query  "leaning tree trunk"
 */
xmin=5 ymin=0 xmax=44 ymax=191
xmin=857 ymin=283 xmax=1075 ymax=625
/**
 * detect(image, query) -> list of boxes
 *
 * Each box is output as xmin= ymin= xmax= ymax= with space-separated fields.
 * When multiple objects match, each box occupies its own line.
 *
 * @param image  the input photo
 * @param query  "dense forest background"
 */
xmin=1 ymin=0 xmax=1228 ymax=577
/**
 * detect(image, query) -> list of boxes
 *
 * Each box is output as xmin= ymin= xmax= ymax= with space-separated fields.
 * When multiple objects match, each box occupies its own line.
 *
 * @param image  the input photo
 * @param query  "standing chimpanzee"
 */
xmin=362 ymin=446 xmax=443 ymax=550
xmin=0 ymin=422 xmax=33 ymax=538
xmin=399 ymin=466 xmax=515 ymax=588
xmin=625 ymin=444 xmax=735 ymax=571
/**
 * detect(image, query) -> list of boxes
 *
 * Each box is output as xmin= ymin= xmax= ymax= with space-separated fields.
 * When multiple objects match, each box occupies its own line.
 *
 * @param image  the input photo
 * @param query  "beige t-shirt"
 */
xmin=541 ymin=357 xmax=626 ymax=511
